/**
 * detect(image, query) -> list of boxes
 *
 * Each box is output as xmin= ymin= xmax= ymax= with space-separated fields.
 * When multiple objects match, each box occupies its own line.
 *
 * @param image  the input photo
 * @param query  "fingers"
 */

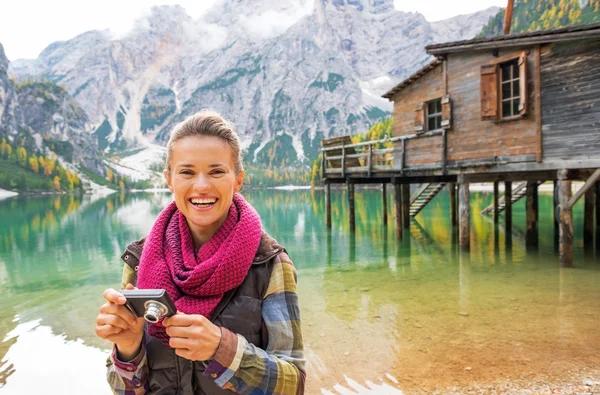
xmin=169 ymin=336 xmax=194 ymax=350
xmin=99 ymin=302 xmax=138 ymax=326
xmin=96 ymin=312 xmax=131 ymax=331
xmin=165 ymin=325 xmax=198 ymax=339
xmin=103 ymin=288 xmax=126 ymax=305
xmin=124 ymin=283 xmax=136 ymax=290
xmin=163 ymin=313 xmax=207 ymax=327
xmin=95 ymin=324 xmax=123 ymax=339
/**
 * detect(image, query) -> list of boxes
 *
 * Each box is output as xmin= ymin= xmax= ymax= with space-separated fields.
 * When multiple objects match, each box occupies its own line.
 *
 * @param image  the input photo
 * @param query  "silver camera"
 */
xmin=121 ymin=289 xmax=176 ymax=323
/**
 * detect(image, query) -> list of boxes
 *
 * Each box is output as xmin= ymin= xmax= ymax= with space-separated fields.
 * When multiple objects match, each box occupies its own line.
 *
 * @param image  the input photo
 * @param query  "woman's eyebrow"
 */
xmin=209 ymin=163 xmax=228 ymax=168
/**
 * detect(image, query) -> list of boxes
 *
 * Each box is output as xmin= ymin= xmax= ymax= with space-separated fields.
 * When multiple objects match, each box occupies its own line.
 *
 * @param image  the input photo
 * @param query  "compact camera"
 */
xmin=121 ymin=289 xmax=177 ymax=323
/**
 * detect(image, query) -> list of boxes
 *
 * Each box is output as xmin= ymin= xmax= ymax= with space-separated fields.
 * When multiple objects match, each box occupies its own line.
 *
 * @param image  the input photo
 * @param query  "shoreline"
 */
xmin=1 ymin=181 xmax=585 ymax=197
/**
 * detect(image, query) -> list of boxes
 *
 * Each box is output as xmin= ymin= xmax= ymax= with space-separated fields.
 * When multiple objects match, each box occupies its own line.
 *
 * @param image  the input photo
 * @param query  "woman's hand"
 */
xmin=95 ymin=284 xmax=146 ymax=361
xmin=163 ymin=313 xmax=222 ymax=361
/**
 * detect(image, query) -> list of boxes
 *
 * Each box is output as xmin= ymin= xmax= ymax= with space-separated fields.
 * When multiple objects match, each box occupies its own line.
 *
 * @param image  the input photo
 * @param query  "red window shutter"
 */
xmin=480 ymin=64 xmax=498 ymax=120
xmin=414 ymin=103 xmax=425 ymax=132
xmin=441 ymin=95 xmax=452 ymax=129
xmin=518 ymin=53 xmax=528 ymax=115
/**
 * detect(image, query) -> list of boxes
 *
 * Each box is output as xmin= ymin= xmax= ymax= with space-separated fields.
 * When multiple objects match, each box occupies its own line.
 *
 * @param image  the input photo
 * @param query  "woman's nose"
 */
xmin=194 ymin=174 xmax=210 ymax=190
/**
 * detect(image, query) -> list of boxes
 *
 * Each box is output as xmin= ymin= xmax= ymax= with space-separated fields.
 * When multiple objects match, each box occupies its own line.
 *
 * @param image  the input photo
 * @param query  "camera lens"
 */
xmin=144 ymin=301 xmax=167 ymax=323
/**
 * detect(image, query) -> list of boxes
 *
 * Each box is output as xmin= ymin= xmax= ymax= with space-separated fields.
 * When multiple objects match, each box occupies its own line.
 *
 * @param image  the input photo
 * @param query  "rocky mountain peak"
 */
xmin=128 ymin=5 xmax=194 ymax=38
xmin=320 ymin=0 xmax=395 ymax=14
xmin=0 ymin=43 xmax=8 ymax=73
xmin=216 ymin=0 xmax=315 ymax=16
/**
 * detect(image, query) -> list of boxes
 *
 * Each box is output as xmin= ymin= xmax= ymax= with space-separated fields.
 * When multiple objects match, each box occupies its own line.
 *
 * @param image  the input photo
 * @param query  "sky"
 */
xmin=0 ymin=0 xmax=507 ymax=61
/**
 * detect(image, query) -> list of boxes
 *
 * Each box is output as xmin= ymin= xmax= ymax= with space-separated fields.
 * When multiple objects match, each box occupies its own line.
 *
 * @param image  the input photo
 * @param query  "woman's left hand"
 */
xmin=163 ymin=313 xmax=222 ymax=361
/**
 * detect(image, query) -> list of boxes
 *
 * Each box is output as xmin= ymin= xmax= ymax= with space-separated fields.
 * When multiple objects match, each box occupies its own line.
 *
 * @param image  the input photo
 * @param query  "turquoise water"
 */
xmin=0 ymin=188 xmax=598 ymax=394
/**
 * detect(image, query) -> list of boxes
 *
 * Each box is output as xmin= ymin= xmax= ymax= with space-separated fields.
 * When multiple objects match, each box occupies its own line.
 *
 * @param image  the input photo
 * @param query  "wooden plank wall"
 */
xmin=446 ymin=49 xmax=538 ymax=162
xmin=391 ymin=65 xmax=445 ymax=166
xmin=541 ymin=39 xmax=600 ymax=161
xmin=390 ymin=48 xmax=541 ymax=168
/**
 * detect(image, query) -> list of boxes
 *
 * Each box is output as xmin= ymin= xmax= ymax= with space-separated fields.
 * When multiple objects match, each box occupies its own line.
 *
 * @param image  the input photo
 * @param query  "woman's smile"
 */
xmin=189 ymin=196 xmax=219 ymax=211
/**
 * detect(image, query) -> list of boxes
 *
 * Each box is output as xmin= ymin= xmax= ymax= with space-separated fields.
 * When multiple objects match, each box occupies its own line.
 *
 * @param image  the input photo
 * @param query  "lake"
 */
xmin=0 ymin=188 xmax=599 ymax=394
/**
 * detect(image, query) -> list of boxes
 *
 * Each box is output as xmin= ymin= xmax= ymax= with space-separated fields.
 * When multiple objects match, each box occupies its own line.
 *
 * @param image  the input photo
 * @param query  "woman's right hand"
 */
xmin=95 ymin=284 xmax=146 ymax=361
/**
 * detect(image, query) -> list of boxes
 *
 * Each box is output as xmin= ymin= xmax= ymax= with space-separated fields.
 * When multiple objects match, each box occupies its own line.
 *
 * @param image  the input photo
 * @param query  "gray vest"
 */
xmin=121 ymin=233 xmax=283 ymax=394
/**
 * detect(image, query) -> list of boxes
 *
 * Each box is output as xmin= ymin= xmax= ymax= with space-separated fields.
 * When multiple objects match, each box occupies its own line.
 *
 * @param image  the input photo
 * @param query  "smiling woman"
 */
xmin=94 ymin=110 xmax=306 ymax=394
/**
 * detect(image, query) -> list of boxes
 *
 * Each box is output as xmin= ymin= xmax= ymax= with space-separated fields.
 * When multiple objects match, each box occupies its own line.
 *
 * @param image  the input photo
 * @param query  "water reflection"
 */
xmin=0 ymin=189 xmax=598 ymax=394
xmin=1 ymin=320 xmax=110 ymax=395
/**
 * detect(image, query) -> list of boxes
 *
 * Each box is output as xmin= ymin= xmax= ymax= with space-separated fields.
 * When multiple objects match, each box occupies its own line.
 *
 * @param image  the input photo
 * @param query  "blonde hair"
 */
xmin=165 ymin=109 xmax=243 ymax=174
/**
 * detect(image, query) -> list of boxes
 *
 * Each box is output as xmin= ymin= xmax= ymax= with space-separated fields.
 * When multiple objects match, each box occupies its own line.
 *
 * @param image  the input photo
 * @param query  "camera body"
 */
xmin=121 ymin=289 xmax=176 ymax=323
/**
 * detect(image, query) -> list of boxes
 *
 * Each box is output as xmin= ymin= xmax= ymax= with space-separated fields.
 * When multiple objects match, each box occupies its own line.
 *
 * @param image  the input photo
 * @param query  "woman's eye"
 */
xmin=211 ymin=169 xmax=225 ymax=175
xmin=179 ymin=170 xmax=193 ymax=175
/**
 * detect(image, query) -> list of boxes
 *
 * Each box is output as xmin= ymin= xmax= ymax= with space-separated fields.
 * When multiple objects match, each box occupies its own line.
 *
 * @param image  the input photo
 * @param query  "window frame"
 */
xmin=499 ymin=58 xmax=521 ymax=119
xmin=426 ymin=98 xmax=443 ymax=132
xmin=480 ymin=50 xmax=528 ymax=122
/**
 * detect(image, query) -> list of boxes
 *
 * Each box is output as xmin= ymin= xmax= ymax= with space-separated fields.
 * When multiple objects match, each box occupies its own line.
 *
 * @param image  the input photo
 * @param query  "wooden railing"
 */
xmin=321 ymin=129 xmax=447 ymax=178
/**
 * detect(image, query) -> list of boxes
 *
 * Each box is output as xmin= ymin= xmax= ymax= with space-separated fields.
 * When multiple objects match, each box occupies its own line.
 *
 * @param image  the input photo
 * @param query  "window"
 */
xmin=427 ymin=99 xmax=442 ymax=131
xmin=415 ymin=96 xmax=451 ymax=132
xmin=500 ymin=59 xmax=520 ymax=118
xmin=480 ymin=52 xmax=527 ymax=121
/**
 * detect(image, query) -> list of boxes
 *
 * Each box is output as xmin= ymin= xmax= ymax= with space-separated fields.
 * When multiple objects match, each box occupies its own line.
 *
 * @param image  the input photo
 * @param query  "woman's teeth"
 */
xmin=190 ymin=198 xmax=217 ymax=207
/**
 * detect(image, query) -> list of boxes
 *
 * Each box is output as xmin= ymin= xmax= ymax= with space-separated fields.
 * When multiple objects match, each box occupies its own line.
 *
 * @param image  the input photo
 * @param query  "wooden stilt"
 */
xmin=382 ymin=183 xmax=388 ymax=227
xmin=325 ymin=182 xmax=332 ymax=229
xmin=504 ymin=181 xmax=513 ymax=232
xmin=349 ymin=232 xmax=356 ymax=265
xmin=583 ymin=186 xmax=595 ymax=250
xmin=554 ymin=180 xmax=559 ymax=250
xmin=558 ymin=172 xmax=573 ymax=267
xmin=402 ymin=184 xmax=410 ymax=229
xmin=326 ymin=229 xmax=332 ymax=266
xmin=394 ymin=181 xmax=403 ymax=240
xmin=526 ymin=181 xmax=539 ymax=247
xmin=493 ymin=181 xmax=499 ymax=224
xmin=459 ymin=183 xmax=470 ymax=249
xmin=596 ymin=182 xmax=600 ymax=253
xmin=449 ymin=183 xmax=457 ymax=228
xmin=348 ymin=181 xmax=355 ymax=233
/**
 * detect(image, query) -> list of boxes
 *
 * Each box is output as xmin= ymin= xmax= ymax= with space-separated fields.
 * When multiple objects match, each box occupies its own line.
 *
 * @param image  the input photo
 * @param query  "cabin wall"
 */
xmin=541 ymin=39 xmax=600 ymax=161
xmin=446 ymin=49 xmax=538 ymax=163
xmin=391 ymin=65 xmax=445 ymax=166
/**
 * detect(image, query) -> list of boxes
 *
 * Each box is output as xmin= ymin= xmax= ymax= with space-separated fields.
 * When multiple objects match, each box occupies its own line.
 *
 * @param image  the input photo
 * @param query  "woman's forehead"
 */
xmin=171 ymin=135 xmax=233 ymax=162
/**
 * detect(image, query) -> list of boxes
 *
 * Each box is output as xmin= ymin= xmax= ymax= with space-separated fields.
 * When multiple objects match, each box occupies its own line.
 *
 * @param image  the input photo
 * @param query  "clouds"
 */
xmin=0 ymin=0 xmax=218 ymax=60
xmin=237 ymin=1 xmax=315 ymax=41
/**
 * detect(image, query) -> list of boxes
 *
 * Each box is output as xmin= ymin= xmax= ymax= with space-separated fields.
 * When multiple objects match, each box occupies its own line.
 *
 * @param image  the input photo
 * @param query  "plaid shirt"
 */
xmin=106 ymin=252 xmax=305 ymax=395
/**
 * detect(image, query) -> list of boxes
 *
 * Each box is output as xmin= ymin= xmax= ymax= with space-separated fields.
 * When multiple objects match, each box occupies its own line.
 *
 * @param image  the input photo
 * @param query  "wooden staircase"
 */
xmin=409 ymin=183 xmax=447 ymax=217
xmin=480 ymin=181 xmax=528 ymax=216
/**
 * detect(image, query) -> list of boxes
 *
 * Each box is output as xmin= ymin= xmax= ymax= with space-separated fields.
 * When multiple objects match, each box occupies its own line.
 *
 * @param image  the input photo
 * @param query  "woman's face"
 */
xmin=164 ymin=135 xmax=243 ymax=238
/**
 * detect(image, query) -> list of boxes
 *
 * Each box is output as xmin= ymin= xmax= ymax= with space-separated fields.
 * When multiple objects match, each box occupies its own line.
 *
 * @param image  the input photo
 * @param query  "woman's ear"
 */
xmin=235 ymin=170 xmax=245 ymax=192
xmin=163 ymin=169 xmax=173 ymax=192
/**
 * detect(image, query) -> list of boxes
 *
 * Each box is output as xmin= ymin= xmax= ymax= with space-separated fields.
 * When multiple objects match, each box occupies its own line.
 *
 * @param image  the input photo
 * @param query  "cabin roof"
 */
xmin=382 ymin=59 xmax=442 ymax=100
xmin=426 ymin=22 xmax=600 ymax=56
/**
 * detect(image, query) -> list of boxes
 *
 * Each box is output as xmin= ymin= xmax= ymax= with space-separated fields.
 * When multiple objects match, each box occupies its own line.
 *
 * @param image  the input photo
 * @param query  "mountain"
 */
xmin=0 ymin=42 xmax=103 ymax=178
xmin=479 ymin=0 xmax=600 ymax=37
xmin=0 ymin=44 xmax=21 ymax=139
xmin=9 ymin=0 xmax=498 ymax=169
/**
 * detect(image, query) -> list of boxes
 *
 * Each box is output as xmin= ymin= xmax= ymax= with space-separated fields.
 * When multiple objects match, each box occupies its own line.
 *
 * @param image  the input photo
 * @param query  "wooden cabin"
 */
xmin=383 ymin=22 xmax=600 ymax=173
xmin=321 ymin=23 xmax=600 ymax=266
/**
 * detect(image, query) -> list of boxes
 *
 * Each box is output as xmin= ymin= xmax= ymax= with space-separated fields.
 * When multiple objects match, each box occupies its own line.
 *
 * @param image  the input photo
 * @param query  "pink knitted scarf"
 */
xmin=136 ymin=193 xmax=262 ymax=346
